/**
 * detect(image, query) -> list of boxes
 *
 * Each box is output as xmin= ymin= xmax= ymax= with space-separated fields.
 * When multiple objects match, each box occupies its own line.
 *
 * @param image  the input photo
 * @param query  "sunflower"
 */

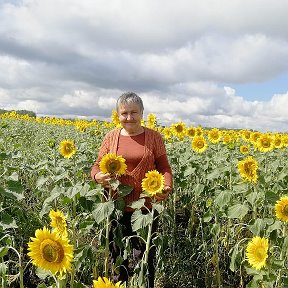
xmin=171 ymin=121 xmax=186 ymax=139
xmin=99 ymin=153 xmax=127 ymax=176
xmin=111 ymin=110 xmax=121 ymax=127
xmin=237 ymin=156 xmax=258 ymax=184
xmin=240 ymin=145 xmax=250 ymax=154
xmin=27 ymin=227 xmax=73 ymax=276
xmin=49 ymin=209 xmax=68 ymax=238
xmin=246 ymin=236 xmax=269 ymax=270
xmin=256 ymin=134 xmax=274 ymax=152
xmin=273 ymin=134 xmax=283 ymax=149
xmin=141 ymin=170 xmax=164 ymax=197
xmin=162 ymin=127 xmax=172 ymax=141
xmin=93 ymin=276 xmax=124 ymax=288
xmin=59 ymin=140 xmax=76 ymax=159
xmin=208 ymin=128 xmax=222 ymax=144
xmin=250 ymin=131 xmax=261 ymax=144
xmin=146 ymin=113 xmax=157 ymax=129
xmin=275 ymin=196 xmax=288 ymax=222
xmin=192 ymin=135 xmax=208 ymax=153
xmin=195 ymin=126 xmax=204 ymax=136
xmin=241 ymin=130 xmax=251 ymax=142
xmin=186 ymin=126 xmax=196 ymax=138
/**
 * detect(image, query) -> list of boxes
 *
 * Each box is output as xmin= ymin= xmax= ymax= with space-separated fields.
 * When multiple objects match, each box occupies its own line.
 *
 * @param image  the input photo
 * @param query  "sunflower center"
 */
xmin=149 ymin=179 xmax=159 ymax=189
xmin=107 ymin=160 xmax=120 ymax=173
xmin=40 ymin=239 xmax=65 ymax=263
xmin=64 ymin=144 xmax=73 ymax=153
xmin=176 ymin=125 xmax=183 ymax=133
xmin=243 ymin=163 xmax=254 ymax=175
xmin=262 ymin=139 xmax=270 ymax=148
xmin=255 ymin=247 xmax=266 ymax=260
xmin=196 ymin=140 xmax=204 ymax=148
xmin=283 ymin=205 xmax=288 ymax=215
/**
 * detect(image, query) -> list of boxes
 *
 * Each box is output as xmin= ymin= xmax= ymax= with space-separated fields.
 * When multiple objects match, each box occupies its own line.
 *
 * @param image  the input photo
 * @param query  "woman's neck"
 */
xmin=121 ymin=127 xmax=144 ymax=136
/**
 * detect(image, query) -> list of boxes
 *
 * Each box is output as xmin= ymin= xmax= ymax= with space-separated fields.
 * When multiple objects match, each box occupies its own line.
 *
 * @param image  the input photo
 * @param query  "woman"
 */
xmin=91 ymin=92 xmax=173 ymax=287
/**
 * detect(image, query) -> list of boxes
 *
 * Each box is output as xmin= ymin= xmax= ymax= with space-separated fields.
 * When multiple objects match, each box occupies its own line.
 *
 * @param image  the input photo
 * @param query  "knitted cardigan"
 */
xmin=91 ymin=127 xmax=172 ymax=210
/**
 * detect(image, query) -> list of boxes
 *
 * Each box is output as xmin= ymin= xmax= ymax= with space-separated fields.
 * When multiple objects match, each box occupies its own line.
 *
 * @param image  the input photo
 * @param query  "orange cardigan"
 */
xmin=91 ymin=127 xmax=173 ymax=210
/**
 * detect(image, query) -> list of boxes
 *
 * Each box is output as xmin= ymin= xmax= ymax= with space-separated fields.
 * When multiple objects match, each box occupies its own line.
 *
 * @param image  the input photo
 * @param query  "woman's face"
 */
xmin=118 ymin=102 xmax=143 ymax=134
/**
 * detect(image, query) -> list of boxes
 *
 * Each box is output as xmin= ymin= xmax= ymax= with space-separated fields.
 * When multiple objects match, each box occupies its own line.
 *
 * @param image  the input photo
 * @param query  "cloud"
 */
xmin=0 ymin=0 xmax=288 ymax=132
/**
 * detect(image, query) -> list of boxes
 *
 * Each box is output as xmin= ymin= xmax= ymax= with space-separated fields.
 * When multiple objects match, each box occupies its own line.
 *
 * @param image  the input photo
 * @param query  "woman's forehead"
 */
xmin=118 ymin=103 xmax=142 ymax=111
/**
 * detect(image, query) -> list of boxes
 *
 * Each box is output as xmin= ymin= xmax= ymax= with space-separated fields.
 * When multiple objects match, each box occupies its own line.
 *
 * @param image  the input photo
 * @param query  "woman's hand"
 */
xmin=94 ymin=172 xmax=112 ymax=187
xmin=155 ymin=186 xmax=172 ymax=201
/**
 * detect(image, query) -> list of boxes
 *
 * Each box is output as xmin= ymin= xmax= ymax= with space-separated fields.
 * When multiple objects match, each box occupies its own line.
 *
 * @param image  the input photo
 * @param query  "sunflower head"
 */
xmin=171 ymin=121 xmax=186 ymax=139
xmin=93 ymin=276 xmax=124 ymax=288
xmin=186 ymin=127 xmax=196 ymax=138
xmin=111 ymin=110 xmax=121 ymax=126
xmin=208 ymin=128 xmax=222 ymax=144
xmin=237 ymin=156 xmax=258 ymax=184
xmin=59 ymin=140 xmax=76 ymax=159
xmin=192 ymin=136 xmax=208 ymax=153
xmin=240 ymin=145 xmax=250 ymax=154
xmin=275 ymin=196 xmax=288 ymax=222
xmin=49 ymin=209 xmax=68 ymax=238
xmin=27 ymin=227 xmax=73 ymax=276
xmin=141 ymin=170 xmax=164 ymax=197
xmin=246 ymin=236 xmax=269 ymax=270
xmin=146 ymin=113 xmax=157 ymax=128
xmin=256 ymin=134 xmax=274 ymax=152
xmin=99 ymin=153 xmax=127 ymax=176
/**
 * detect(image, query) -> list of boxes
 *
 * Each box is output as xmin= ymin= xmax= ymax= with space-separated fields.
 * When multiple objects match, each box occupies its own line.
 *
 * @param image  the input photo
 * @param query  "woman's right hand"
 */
xmin=94 ymin=172 xmax=112 ymax=187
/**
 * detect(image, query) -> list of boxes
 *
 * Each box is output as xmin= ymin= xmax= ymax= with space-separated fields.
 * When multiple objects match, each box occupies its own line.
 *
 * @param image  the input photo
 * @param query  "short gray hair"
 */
xmin=116 ymin=92 xmax=144 ymax=113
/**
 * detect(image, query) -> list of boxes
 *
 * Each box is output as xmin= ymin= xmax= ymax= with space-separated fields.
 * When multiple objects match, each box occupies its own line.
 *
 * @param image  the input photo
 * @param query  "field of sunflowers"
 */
xmin=0 ymin=110 xmax=287 ymax=288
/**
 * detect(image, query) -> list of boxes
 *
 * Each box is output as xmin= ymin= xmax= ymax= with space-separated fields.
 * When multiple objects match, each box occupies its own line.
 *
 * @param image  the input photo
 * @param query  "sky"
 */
xmin=0 ymin=0 xmax=288 ymax=132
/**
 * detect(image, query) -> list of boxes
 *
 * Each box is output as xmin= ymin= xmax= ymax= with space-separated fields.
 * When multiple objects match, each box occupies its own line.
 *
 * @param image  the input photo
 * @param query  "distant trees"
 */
xmin=0 ymin=109 xmax=36 ymax=118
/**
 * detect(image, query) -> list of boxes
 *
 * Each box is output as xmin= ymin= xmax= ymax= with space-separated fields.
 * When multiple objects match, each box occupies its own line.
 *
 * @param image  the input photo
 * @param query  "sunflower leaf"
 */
xmin=129 ymin=199 xmax=145 ymax=210
xmin=131 ymin=210 xmax=153 ymax=231
xmin=227 ymin=204 xmax=249 ymax=219
xmin=92 ymin=201 xmax=114 ymax=224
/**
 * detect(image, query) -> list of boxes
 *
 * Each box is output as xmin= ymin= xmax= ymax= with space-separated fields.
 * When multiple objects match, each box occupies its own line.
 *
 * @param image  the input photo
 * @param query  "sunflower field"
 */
xmin=0 ymin=111 xmax=288 ymax=288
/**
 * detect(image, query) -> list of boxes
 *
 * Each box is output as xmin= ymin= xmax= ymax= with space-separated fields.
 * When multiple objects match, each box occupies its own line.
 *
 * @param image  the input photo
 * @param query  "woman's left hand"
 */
xmin=155 ymin=186 xmax=172 ymax=201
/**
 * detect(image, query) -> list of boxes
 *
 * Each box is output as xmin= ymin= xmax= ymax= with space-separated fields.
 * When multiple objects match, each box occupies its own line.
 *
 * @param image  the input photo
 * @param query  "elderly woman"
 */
xmin=91 ymin=92 xmax=173 ymax=287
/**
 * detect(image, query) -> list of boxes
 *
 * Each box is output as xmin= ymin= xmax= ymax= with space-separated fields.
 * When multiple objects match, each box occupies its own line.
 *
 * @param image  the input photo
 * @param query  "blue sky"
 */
xmin=0 ymin=0 xmax=288 ymax=132
xmin=231 ymin=72 xmax=288 ymax=102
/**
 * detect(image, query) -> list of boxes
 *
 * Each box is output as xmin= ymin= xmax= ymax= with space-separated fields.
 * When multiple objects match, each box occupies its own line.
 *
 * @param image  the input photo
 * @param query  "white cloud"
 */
xmin=0 ymin=0 xmax=288 ymax=132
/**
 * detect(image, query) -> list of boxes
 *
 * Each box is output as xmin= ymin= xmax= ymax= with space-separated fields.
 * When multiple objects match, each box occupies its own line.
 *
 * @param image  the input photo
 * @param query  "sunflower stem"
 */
xmin=140 ymin=205 xmax=155 ymax=287
xmin=70 ymin=199 xmax=77 ymax=288
xmin=104 ymin=188 xmax=112 ymax=278
xmin=19 ymin=247 xmax=24 ymax=288
xmin=104 ymin=211 xmax=110 ymax=277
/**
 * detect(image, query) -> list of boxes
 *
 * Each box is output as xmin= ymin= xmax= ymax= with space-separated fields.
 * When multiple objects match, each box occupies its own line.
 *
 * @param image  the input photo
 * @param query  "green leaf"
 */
xmin=227 ymin=204 xmax=249 ymax=219
xmin=0 ymin=212 xmax=18 ymax=230
xmin=129 ymin=199 xmax=145 ymax=210
xmin=152 ymin=203 xmax=164 ymax=214
xmin=92 ymin=201 xmax=114 ymax=224
xmin=214 ymin=190 xmax=232 ymax=209
xmin=266 ymin=220 xmax=283 ymax=234
xmin=0 ymin=152 xmax=9 ymax=160
xmin=0 ymin=263 xmax=7 ymax=276
xmin=229 ymin=245 xmax=238 ymax=272
xmin=0 ymin=187 xmax=24 ymax=201
xmin=246 ymin=192 xmax=259 ymax=206
xmin=35 ymin=267 xmax=52 ymax=280
xmin=193 ymin=183 xmax=205 ymax=197
xmin=0 ymin=246 xmax=9 ymax=257
xmin=265 ymin=191 xmax=279 ymax=205
xmin=183 ymin=166 xmax=196 ymax=177
xmin=131 ymin=210 xmax=153 ymax=231
xmin=248 ymin=218 xmax=265 ymax=235
xmin=118 ymin=184 xmax=133 ymax=198
xmin=211 ymin=223 xmax=220 ymax=236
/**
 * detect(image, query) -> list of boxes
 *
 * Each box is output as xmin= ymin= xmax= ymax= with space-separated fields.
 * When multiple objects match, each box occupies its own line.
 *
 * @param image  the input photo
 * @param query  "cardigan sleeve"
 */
xmin=153 ymin=131 xmax=173 ymax=188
